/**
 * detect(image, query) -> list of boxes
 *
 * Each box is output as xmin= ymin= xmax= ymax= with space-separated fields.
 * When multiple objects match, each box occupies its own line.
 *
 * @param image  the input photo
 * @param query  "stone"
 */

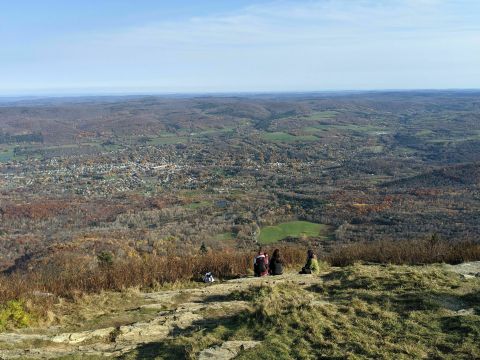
xmin=198 ymin=340 xmax=261 ymax=360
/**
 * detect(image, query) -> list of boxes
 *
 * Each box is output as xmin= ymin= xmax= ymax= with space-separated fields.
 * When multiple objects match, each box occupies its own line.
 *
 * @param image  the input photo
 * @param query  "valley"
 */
xmin=0 ymin=91 xmax=479 ymax=271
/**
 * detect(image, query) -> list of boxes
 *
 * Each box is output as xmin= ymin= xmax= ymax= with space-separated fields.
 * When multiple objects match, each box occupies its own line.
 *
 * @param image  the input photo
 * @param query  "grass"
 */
xmin=258 ymin=221 xmax=326 ymax=244
xmin=0 ymin=148 xmax=15 ymax=162
xmin=0 ymin=300 xmax=31 ymax=331
xmin=194 ymin=127 xmax=235 ymax=137
xmin=146 ymin=136 xmax=188 ymax=145
xmin=184 ymin=200 xmax=212 ymax=209
xmin=260 ymin=132 xmax=318 ymax=143
xmin=145 ymin=127 xmax=234 ymax=145
xmin=303 ymin=111 xmax=339 ymax=120
xmin=53 ymin=289 xmax=154 ymax=332
xmin=326 ymin=237 xmax=480 ymax=266
xmin=416 ymin=129 xmax=434 ymax=137
xmin=120 ymin=263 xmax=480 ymax=359
xmin=310 ymin=123 xmax=385 ymax=134
xmin=0 ymin=247 xmax=307 ymax=328
xmin=426 ymin=134 xmax=480 ymax=144
xmin=0 ymin=146 xmax=29 ymax=162
xmin=1 ymin=238 xmax=480 ymax=339
xmin=408 ymin=128 xmax=480 ymax=144
xmin=302 ymin=126 xmax=327 ymax=134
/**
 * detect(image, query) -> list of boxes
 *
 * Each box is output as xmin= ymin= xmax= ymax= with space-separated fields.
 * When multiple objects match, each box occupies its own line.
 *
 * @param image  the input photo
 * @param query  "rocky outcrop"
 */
xmin=0 ymin=273 xmax=318 ymax=359
xmin=199 ymin=340 xmax=261 ymax=359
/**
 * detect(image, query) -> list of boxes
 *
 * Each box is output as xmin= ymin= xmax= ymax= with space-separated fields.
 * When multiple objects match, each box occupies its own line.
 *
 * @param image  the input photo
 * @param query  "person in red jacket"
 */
xmin=253 ymin=248 xmax=269 ymax=277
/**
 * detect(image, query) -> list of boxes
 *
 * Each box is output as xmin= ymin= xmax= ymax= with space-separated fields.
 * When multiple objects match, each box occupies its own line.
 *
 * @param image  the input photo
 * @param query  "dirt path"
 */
xmin=0 ymin=273 xmax=322 ymax=359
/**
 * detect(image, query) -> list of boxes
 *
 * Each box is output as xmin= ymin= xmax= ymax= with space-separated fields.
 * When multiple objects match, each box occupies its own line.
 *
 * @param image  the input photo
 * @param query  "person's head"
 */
xmin=258 ymin=247 xmax=264 ymax=255
xmin=307 ymin=249 xmax=315 ymax=259
xmin=272 ymin=248 xmax=280 ymax=259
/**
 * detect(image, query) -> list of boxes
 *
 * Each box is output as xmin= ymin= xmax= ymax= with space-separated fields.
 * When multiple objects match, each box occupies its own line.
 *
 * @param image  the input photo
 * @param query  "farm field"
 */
xmin=260 ymin=131 xmax=318 ymax=142
xmin=258 ymin=221 xmax=327 ymax=244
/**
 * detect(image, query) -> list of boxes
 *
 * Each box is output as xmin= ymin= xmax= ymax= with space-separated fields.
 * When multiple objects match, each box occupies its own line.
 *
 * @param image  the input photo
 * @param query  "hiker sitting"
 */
xmin=299 ymin=249 xmax=320 ymax=274
xmin=268 ymin=248 xmax=283 ymax=276
xmin=254 ymin=249 xmax=269 ymax=277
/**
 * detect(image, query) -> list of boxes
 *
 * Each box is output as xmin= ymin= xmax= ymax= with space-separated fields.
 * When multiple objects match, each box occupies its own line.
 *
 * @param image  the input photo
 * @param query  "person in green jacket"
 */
xmin=299 ymin=249 xmax=320 ymax=274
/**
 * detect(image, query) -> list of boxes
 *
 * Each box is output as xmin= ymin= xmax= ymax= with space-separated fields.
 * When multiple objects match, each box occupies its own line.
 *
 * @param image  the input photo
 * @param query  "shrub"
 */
xmin=0 ymin=246 xmax=306 ymax=305
xmin=97 ymin=251 xmax=114 ymax=267
xmin=326 ymin=238 xmax=480 ymax=266
xmin=1 ymin=239 xmax=479 ymax=331
xmin=0 ymin=300 xmax=31 ymax=331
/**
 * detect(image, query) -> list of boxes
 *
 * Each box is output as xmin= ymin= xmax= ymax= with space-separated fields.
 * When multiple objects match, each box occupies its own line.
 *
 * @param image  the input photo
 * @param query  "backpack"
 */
xmin=203 ymin=272 xmax=215 ymax=283
xmin=255 ymin=256 xmax=267 ymax=273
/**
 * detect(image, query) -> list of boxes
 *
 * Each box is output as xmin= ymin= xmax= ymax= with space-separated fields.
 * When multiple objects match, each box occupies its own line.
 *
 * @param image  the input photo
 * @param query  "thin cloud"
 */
xmin=1 ymin=0 xmax=479 ymax=93
xmin=91 ymin=0 xmax=480 ymax=43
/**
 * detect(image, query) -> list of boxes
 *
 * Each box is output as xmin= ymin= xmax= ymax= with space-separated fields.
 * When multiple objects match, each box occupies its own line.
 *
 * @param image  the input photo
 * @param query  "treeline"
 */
xmin=0 ymin=132 xmax=43 ymax=144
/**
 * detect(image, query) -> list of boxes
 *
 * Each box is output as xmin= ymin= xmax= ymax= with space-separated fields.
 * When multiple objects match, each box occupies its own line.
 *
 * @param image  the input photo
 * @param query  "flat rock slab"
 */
xmin=51 ymin=326 xmax=115 ymax=344
xmin=0 ymin=333 xmax=49 ymax=343
xmin=456 ymin=308 xmax=475 ymax=316
xmin=199 ymin=340 xmax=261 ymax=360
xmin=445 ymin=262 xmax=480 ymax=277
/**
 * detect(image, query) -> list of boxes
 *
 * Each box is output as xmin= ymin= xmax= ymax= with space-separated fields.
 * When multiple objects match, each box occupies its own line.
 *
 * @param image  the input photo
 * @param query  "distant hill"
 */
xmin=382 ymin=162 xmax=480 ymax=188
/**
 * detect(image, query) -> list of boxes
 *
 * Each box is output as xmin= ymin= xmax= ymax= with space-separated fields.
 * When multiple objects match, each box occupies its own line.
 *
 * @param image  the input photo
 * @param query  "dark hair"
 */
xmin=272 ymin=249 xmax=281 ymax=261
xmin=307 ymin=249 xmax=315 ymax=259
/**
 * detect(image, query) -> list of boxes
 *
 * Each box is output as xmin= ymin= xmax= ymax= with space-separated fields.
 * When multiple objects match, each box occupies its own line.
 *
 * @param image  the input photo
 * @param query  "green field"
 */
xmin=258 ymin=221 xmax=326 ymax=244
xmin=195 ymin=127 xmax=235 ymax=137
xmin=303 ymin=111 xmax=339 ymax=120
xmin=261 ymin=132 xmax=318 ymax=142
xmin=416 ymin=129 xmax=434 ymax=137
xmin=0 ymin=147 xmax=28 ymax=162
xmin=184 ymin=201 xmax=212 ymax=209
xmin=0 ymin=148 xmax=15 ymax=162
xmin=146 ymin=136 xmax=188 ymax=145
xmin=308 ymin=124 xmax=385 ymax=134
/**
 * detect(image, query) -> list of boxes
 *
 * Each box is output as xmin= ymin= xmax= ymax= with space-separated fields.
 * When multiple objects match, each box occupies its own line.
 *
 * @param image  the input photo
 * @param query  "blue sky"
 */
xmin=1 ymin=0 xmax=479 ymax=95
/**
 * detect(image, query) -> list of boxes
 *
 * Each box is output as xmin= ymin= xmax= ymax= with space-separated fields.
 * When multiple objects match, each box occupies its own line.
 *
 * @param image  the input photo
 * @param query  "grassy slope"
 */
xmin=258 ymin=221 xmax=326 ymax=244
xmin=121 ymin=264 xmax=480 ymax=360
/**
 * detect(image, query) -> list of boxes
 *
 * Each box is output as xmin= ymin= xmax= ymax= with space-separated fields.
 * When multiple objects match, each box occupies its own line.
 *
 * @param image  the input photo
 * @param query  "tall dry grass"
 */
xmin=326 ymin=238 xmax=480 ymax=266
xmin=1 ymin=238 xmax=480 ymax=307
xmin=0 ymin=246 xmax=306 ymax=304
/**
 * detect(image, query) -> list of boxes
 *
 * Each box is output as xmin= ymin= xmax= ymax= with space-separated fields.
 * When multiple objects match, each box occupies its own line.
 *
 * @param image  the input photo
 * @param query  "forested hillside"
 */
xmin=0 ymin=91 xmax=479 ymax=271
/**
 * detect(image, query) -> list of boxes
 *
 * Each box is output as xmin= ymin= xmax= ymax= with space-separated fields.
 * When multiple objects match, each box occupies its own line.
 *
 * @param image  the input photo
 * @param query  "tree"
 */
xmin=97 ymin=251 xmax=114 ymax=267
xmin=199 ymin=242 xmax=208 ymax=255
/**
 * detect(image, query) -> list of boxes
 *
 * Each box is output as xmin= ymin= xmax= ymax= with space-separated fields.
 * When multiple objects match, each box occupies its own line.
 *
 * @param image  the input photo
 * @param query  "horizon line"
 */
xmin=1 ymin=87 xmax=480 ymax=100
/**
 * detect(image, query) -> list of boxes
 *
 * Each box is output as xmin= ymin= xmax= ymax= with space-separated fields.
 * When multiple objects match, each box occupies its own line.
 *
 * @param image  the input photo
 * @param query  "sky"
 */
xmin=0 ymin=0 xmax=479 ymax=95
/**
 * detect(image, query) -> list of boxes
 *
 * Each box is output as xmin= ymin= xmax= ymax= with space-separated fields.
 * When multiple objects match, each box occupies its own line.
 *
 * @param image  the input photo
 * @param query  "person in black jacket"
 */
xmin=268 ymin=248 xmax=283 ymax=276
